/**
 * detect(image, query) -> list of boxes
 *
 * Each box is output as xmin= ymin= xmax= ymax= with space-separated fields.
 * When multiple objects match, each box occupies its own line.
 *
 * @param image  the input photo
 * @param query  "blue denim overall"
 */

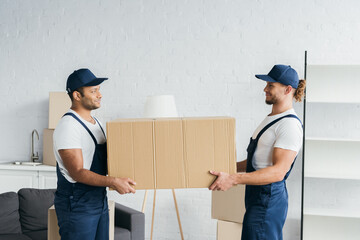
xmin=241 ymin=114 xmax=302 ymax=240
xmin=54 ymin=112 xmax=109 ymax=240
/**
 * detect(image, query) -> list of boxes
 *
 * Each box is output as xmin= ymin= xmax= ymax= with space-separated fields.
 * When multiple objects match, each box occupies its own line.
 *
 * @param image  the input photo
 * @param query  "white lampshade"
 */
xmin=144 ymin=95 xmax=178 ymax=118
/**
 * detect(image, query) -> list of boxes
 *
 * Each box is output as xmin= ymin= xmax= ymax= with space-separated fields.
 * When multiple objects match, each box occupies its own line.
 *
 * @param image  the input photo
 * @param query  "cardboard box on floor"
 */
xmin=43 ymin=128 xmax=56 ymax=166
xmin=217 ymin=220 xmax=242 ymax=240
xmin=48 ymin=92 xmax=71 ymax=129
xmin=48 ymin=200 xmax=115 ymax=240
xmin=106 ymin=117 xmax=236 ymax=189
xmin=212 ymin=184 xmax=246 ymax=223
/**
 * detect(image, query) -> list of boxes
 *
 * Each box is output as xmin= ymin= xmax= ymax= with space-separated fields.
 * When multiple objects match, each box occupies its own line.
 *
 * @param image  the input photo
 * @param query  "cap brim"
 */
xmin=84 ymin=78 xmax=108 ymax=87
xmin=255 ymin=74 xmax=277 ymax=83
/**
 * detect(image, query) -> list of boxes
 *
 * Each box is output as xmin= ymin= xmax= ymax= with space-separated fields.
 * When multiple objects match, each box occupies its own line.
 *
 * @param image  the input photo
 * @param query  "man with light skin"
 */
xmin=53 ymin=68 xmax=136 ymax=239
xmin=209 ymin=65 xmax=306 ymax=240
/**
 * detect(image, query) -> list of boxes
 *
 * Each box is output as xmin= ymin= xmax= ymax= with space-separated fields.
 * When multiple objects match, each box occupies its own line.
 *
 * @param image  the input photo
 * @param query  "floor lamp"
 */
xmin=143 ymin=95 xmax=184 ymax=240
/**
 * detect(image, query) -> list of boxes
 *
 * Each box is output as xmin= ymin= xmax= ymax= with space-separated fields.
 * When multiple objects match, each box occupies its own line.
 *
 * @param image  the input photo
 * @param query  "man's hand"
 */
xmin=111 ymin=177 xmax=137 ymax=194
xmin=208 ymin=170 xmax=236 ymax=191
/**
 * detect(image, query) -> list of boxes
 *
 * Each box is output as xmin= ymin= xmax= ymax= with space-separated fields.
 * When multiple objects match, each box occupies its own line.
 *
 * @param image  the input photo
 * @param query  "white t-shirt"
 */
xmin=251 ymin=109 xmax=303 ymax=170
xmin=53 ymin=109 xmax=106 ymax=183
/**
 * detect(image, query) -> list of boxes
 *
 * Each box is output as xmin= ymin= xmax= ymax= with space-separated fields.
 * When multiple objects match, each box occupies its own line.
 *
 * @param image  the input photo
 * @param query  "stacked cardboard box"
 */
xmin=48 ymin=92 xmax=72 ymax=129
xmin=217 ymin=220 xmax=243 ymax=239
xmin=43 ymin=128 xmax=56 ymax=166
xmin=106 ymin=117 xmax=236 ymax=189
xmin=43 ymin=92 xmax=71 ymax=166
xmin=212 ymin=184 xmax=246 ymax=239
xmin=48 ymin=200 xmax=115 ymax=240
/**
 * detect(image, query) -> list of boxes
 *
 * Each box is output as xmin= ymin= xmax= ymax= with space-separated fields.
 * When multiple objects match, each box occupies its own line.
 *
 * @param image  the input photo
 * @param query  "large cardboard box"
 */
xmin=217 ymin=220 xmax=242 ymax=240
xmin=212 ymin=184 xmax=246 ymax=223
xmin=48 ymin=92 xmax=71 ymax=129
xmin=43 ymin=128 xmax=56 ymax=166
xmin=48 ymin=200 xmax=115 ymax=240
xmin=107 ymin=117 xmax=236 ymax=189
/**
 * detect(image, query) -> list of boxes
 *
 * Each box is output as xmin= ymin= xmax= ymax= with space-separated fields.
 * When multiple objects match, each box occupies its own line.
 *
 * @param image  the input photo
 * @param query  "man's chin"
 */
xmin=265 ymin=100 xmax=273 ymax=105
xmin=86 ymin=105 xmax=100 ymax=111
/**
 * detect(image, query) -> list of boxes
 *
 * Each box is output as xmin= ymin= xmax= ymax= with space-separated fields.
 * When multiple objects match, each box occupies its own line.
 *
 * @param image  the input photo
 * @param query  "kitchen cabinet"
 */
xmin=0 ymin=163 xmax=57 ymax=193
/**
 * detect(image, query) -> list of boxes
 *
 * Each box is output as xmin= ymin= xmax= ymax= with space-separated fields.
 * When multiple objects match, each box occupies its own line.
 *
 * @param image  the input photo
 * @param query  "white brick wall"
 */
xmin=1 ymin=0 xmax=360 ymax=239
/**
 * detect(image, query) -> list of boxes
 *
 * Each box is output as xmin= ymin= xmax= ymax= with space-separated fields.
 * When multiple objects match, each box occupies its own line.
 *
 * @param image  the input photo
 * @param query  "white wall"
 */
xmin=1 ymin=0 xmax=360 ymax=239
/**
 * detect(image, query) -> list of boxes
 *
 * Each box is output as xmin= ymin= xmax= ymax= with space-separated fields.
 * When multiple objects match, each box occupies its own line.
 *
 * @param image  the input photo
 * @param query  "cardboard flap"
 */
xmin=183 ymin=118 xmax=216 ymax=188
xmin=155 ymin=119 xmax=185 ymax=189
xmin=107 ymin=120 xmax=155 ymax=189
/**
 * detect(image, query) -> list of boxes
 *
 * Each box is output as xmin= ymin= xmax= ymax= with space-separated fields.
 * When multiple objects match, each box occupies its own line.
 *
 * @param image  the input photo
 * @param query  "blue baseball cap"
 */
xmin=255 ymin=64 xmax=299 ymax=89
xmin=66 ymin=68 xmax=108 ymax=93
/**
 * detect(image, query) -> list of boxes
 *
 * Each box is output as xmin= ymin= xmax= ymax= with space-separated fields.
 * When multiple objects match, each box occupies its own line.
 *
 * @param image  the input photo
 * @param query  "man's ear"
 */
xmin=72 ymin=91 xmax=81 ymax=101
xmin=285 ymin=86 xmax=293 ymax=95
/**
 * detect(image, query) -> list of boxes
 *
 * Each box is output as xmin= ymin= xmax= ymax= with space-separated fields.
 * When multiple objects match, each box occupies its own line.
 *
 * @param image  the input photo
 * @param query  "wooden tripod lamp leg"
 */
xmin=172 ymin=189 xmax=184 ymax=240
xmin=150 ymin=189 xmax=157 ymax=240
xmin=142 ymin=190 xmax=148 ymax=213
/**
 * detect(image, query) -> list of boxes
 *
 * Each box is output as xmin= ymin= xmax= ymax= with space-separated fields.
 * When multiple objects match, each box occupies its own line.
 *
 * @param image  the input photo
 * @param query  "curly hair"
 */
xmin=294 ymin=79 xmax=306 ymax=102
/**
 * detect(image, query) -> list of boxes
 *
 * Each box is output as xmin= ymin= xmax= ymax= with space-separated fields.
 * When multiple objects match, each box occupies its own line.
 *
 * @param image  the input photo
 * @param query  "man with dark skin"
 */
xmin=53 ymin=68 xmax=136 ymax=239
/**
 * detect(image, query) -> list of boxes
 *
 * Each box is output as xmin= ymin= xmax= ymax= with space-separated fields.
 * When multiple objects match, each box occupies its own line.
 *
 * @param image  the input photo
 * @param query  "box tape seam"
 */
xmin=182 ymin=119 xmax=189 ymax=188
xmin=131 ymin=122 xmax=136 ymax=187
xmin=152 ymin=120 xmax=157 ymax=189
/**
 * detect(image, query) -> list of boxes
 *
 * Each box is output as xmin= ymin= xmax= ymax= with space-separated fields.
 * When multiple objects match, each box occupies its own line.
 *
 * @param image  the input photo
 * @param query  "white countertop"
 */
xmin=0 ymin=162 xmax=56 ymax=171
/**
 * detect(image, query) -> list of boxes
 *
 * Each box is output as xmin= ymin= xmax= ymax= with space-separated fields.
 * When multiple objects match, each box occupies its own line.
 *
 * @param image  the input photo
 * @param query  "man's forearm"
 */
xmin=233 ymin=165 xmax=285 ymax=185
xmin=210 ymin=148 xmax=296 ymax=190
xmin=72 ymin=168 xmax=115 ymax=188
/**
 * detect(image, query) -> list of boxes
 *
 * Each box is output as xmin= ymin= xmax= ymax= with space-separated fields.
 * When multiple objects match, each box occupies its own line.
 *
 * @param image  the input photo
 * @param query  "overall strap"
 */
xmin=63 ymin=112 xmax=98 ymax=145
xmin=255 ymin=114 xmax=302 ymax=141
xmin=93 ymin=117 xmax=106 ymax=140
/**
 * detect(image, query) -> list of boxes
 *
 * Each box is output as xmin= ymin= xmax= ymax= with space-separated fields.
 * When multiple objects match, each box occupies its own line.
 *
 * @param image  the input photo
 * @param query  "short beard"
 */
xmin=81 ymin=99 xmax=99 ymax=110
xmin=84 ymin=104 xmax=99 ymax=111
xmin=265 ymin=97 xmax=278 ymax=105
